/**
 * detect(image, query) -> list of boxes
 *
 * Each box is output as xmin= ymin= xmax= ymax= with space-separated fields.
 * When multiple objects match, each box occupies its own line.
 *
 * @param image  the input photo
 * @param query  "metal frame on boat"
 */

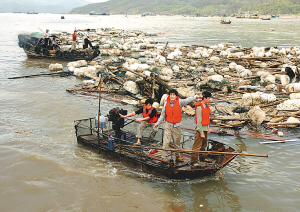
xmin=74 ymin=108 xmax=238 ymax=179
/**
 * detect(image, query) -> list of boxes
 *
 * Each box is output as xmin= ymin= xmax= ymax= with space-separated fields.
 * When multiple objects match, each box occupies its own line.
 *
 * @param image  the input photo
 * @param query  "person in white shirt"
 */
xmin=83 ymin=29 xmax=93 ymax=49
xmin=43 ymin=29 xmax=50 ymax=48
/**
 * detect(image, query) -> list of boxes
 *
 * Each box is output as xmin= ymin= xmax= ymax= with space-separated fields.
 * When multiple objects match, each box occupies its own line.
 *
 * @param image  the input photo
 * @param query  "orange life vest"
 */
xmin=195 ymin=101 xmax=211 ymax=126
xmin=143 ymin=105 xmax=158 ymax=123
xmin=165 ymin=96 xmax=182 ymax=123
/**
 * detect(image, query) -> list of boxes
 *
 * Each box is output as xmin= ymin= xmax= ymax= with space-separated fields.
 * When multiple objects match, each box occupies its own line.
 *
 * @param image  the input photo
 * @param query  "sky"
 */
xmin=86 ymin=0 xmax=108 ymax=2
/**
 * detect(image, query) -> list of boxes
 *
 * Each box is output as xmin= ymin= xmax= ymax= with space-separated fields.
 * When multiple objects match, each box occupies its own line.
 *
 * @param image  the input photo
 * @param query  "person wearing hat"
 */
xmin=43 ymin=29 xmax=50 ymax=48
xmin=154 ymin=89 xmax=202 ymax=163
xmin=120 ymin=99 xmax=158 ymax=145
xmin=72 ymin=30 xmax=77 ymax=50
xmin=83 ymin=29 xmax=93 ymax=49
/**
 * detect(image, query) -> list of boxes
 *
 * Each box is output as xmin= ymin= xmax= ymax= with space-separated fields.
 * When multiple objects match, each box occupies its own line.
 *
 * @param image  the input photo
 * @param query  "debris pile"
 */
xmin=51 ymin=28 xmax=300 ymax=133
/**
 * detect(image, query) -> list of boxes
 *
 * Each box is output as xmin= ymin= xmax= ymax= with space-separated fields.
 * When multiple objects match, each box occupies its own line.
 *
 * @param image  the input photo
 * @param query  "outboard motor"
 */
xmin=108 ymin=108 xmax=127 ymax=138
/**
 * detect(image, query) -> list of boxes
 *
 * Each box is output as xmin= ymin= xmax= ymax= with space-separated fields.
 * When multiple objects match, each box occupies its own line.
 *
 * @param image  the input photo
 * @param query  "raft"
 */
xmin=74 ymin=108 xmax=238 ymax=179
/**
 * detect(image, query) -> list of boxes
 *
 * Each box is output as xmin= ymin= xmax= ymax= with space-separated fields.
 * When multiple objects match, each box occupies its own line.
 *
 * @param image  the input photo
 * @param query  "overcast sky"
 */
xmin=86 ymin=0 xmax=108 ymax=3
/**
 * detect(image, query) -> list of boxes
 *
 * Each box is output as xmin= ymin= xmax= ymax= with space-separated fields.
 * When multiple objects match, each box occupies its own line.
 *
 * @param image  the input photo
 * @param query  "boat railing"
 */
xmin=74 ymin=117 xmax=233 ymax=163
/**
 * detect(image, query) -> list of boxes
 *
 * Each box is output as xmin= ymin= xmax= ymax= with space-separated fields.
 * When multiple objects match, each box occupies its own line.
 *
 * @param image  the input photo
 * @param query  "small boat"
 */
xmin=248 ymin=15 xmax=259 ymax=19
xmin=18 ymin=33 xmax=100 ymax=61
xmin=261 ymin=17 xmax=271 ymax=20
xmin=220 ymin=19 xmax=231 ymax=24
xmin=74 ymin=107 xmax=239 ymax=179
xmin=90 ymin=11 xmax=110 ymax=15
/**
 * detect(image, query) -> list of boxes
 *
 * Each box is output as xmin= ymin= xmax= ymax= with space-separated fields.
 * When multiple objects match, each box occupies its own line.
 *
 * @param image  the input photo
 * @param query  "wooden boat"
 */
xmin=220 ymin=19 xmax=231 ymax=24
xmin=18 ymin=33 xmax=100 ymax=61
xmin=74 ymin=108 xmax=240 ymax=179
xmin=248 ymin=15 xmax=259 ymax=19
xmin=90 ymin=11 xmax=110 ymax=15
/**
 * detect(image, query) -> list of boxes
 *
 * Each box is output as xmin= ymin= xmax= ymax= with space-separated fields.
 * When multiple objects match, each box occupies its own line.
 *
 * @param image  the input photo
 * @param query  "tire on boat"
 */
xmin=18 ymin=41 xmax=24 ymax=48
xmin=24 ymin=43 xmax=31 ymax=50
xmin=63 ymin=51 xmax=70 ymax=58
xmin=34 ymin=46 xmax=41 ymax=54
xmin=70 ymin=49 xmax=78 ymax=57
xmin=55 ymin=50 xmax=63 ymax=59
xmin=79 ymin=51 xmax=85 ymax=58
xmin=93 ymin=49 xmax=100 ymax=58
xmin=42 ymin=48 xmax=50 ymax=56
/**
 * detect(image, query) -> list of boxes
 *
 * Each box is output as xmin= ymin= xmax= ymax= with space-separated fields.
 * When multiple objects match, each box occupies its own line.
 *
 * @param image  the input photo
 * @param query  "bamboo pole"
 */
xmin=161 ymin=41 xmax=169 ymax=56
xmin=8 ymin=72 xmax=62 ymax=79
xmin=164 ymin=148 xmax=268 ymax=157
xmin=97 ymin=72 xmax=102 ymax=132
xmin=266 ymin=122 xmax=300 ymax=126
xmin=119 ymin=144 xmax=268 ymax=157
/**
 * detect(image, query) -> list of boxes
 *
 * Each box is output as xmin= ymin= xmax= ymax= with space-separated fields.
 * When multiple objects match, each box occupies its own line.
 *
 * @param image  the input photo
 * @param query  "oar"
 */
xmin=118 ymin=144 xmax=268 ymax=157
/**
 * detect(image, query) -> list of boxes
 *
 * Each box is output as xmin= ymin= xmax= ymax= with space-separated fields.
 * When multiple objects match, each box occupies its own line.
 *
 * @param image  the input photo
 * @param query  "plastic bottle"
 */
xmin=108 ymin=136 xmax=114 ymax=151
xmin=99 ymin=115 xmax=106 ymax=128
xmin=95 ymin=114 xmax=106 ymax=128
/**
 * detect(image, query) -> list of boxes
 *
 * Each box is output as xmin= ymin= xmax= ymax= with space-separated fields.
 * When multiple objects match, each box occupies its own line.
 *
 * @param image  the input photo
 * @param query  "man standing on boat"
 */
xmin=43 ymin=29 xmax=50 ymax=48
xmin=71 ymin=30 xmax=77 ymax=50
xmin=154 ymin=89 xmax=201 ymax=162
xmin=83 ymin=29 xmax=93 ymax=49
xmin=120 ymin=99 xmax=158 ymax=145
xmin=191 ymin=91 xmax=212 ymax=167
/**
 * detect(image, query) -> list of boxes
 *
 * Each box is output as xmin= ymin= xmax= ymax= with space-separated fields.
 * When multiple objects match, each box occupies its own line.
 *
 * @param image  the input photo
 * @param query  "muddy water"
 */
xmin=0 ymin=13 xmax=299 ymax=211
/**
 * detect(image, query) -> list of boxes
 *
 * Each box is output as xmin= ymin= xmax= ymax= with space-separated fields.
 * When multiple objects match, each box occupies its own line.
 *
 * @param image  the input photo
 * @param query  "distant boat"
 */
xmin=27 ymin=12 xmax=38 ymax=14
xmin=220 ymin=19 xmax=231 ymax=24
xmin=261 ymin=17 xmax=271 ymax=20
xmin=236 ymin=12 xmax=259 ymax=19
xmin=248 ymin=15 xmax=259 ymax=19
xmin=90 ymin=11 xmax=110 ymax=15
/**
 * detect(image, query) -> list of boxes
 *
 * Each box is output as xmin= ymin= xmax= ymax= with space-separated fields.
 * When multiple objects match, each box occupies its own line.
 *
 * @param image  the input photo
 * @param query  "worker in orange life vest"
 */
xmin=154 ymin=89 xmax=202 ymax=162
xmin=191 ymin=91 xmax=212 ymax=167
xmin=120 ymin=99 xmax=158 ymax=145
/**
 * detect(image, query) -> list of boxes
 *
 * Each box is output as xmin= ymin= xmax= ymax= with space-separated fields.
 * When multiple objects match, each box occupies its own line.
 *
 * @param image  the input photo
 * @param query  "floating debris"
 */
xmin=41 ymin=27 xmax=300 ymax=136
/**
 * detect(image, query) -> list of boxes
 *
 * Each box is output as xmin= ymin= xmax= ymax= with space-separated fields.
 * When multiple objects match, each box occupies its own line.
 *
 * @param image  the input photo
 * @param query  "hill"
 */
xmin=70 ymin=0 xmax=300 ymax=16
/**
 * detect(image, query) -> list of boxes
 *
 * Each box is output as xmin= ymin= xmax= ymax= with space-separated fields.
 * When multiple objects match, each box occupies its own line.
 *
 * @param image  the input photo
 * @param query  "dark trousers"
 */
xmin=43 ymin=38 xmax=49 ymax=48
xmin=84 ymin=38 xmax=92 ymax=49
xmin=191 ymin=131 xmax=208 ymax=164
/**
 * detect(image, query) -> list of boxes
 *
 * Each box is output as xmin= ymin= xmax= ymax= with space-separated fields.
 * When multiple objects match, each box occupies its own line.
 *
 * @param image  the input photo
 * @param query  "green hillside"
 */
xmin=70 ymin=0 xmax=300 ymax=15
